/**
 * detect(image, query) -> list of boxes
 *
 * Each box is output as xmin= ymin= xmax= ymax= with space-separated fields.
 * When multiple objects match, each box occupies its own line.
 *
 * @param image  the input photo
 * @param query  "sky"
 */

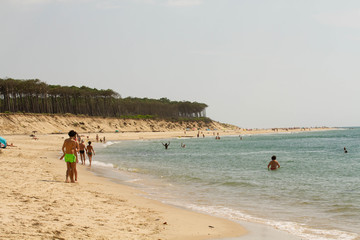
xmin=1 ymin=0 xmax=360 ymax=128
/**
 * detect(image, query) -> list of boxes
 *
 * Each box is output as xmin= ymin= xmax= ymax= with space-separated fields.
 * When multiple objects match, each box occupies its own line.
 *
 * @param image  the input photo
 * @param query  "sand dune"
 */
xmin=0 ymin=113 xmax=239 ymax=135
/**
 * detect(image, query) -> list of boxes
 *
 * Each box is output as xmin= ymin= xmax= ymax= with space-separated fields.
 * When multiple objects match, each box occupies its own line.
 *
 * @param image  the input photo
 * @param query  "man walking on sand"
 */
xmin=62 ymin=130 xmax=78 ymax=183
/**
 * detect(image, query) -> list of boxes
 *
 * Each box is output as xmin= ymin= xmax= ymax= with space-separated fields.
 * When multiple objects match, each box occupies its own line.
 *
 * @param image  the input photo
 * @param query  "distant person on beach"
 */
xmin=96 ymin=134 xmax=99 ymax=142
xmin=86 ymin=141 xmax=95 ymax=166
xmin=162 ymin=142 xmax=170 ymax=149
xmin=344 ymin=147 xmax=348 ymax=153
xmin=61 ymin=130 xmax=78 ymax=183
xmin=268 ymin=155 xmax=280 ymax=170
xmin=216 ymin=133 xmax=220 ymax=140
xmin=79 ymin=140 xmax=86 ymax=165
xmin=181 ymin=143 xmax=186 ymax=148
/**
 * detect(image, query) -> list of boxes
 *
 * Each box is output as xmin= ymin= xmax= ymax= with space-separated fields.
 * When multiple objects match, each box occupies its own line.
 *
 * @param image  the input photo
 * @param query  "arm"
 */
xmin=62 ymin=141 xmax=66 ymax=154
xmin=91 ymin=146 xmax=95 ymax=155
xmin=73 ymin=141 xmax=79 ymax=163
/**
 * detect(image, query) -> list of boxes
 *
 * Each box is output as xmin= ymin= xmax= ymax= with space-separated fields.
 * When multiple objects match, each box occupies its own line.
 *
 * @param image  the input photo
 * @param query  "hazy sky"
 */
xmin=1 ymin=0 xmax=360 ymax=128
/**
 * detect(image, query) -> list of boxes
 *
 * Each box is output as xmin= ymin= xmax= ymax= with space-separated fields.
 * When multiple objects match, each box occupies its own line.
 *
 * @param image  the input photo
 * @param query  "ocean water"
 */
xmin=91 ymin=128 xmax=360 ymax=240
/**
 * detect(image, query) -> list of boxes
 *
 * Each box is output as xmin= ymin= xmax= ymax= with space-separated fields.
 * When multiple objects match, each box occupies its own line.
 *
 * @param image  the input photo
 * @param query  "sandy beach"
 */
xmin=0 ymin=131 xmax=250 ymax=240
xmin=0 ymin=114 xmax=333 ymax=239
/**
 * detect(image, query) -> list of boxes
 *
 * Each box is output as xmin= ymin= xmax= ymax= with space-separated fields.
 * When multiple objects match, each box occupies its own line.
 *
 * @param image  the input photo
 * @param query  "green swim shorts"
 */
xmin=64 ymin=154 xmax=76 ymax=163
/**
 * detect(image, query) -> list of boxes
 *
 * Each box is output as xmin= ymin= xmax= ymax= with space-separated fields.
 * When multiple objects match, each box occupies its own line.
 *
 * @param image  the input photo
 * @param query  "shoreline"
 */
xmin=0 ymin=128 xmax=336 ymax=239
xmin=1 ymin=132 xmax=247 ymax=240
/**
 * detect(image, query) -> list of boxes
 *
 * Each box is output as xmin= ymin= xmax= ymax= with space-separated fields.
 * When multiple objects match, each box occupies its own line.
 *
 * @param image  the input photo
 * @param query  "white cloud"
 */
xmin=166 ymin=0 xmax=203 ymax=7
xmin=315 ymin=9 xmax=360 ymax=28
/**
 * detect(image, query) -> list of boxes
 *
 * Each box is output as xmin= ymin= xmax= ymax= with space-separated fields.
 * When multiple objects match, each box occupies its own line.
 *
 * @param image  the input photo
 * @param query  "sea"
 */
xmin=90 ymin=128 xmax=360 ymax=240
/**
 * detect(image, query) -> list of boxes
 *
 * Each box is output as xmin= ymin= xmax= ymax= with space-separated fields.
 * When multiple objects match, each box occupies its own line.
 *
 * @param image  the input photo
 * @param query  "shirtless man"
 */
xmin=62 ymin=130 xmax=78 ymax=183
xmin=162 ymin=142 xmax=170 ymax=150
xmin=268 ymin=155 xmax=280 ymax=170
xmin=79 ymin=140 xmax=86 ymax=165
xmin=86 ymin=141 xmax=95 ymax=166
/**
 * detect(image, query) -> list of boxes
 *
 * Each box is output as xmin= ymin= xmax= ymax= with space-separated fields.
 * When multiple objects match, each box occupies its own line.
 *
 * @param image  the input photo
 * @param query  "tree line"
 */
xmin=0 ymin=78 xmax=208 ymax=119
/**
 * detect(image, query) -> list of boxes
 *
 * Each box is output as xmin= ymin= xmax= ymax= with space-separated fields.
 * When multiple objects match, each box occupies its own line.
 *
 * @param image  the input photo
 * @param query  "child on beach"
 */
xmin=86 ymin=141 xmax=95 ymax=166
xmin=61 ymin=130 xmax=78 ymax=183
xmin=268 ymin=155 xmax=280 ymax=170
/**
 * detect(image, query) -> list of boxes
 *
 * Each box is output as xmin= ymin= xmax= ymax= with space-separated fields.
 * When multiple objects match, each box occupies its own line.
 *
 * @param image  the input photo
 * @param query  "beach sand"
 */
xmin=0 ymin=132 xmax=248 ymax=240
xmin=0 ymin=114 xmax=333 ymax=239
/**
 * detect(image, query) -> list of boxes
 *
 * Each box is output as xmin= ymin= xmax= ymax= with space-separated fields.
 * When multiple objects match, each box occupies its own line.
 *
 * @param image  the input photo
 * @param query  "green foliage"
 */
xmin=0 ymin=78 xmax=208 ymax=119
xmin=120 ymin=115 xmax=155 ymax=120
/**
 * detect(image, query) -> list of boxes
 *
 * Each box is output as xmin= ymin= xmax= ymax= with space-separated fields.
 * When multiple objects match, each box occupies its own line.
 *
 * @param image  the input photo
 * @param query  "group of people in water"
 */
xmin=163 ymin=140 xmax=281 ymax=171
xmin=61 ymin=129 xmax=351 ymax=183
xmin=61 ymin=130 xmax=95 ymax=183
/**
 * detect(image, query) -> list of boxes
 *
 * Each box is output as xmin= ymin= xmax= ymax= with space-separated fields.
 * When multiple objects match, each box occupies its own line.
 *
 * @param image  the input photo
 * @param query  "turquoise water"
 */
xmin=92 ymin=128 xmax=360 ymax=240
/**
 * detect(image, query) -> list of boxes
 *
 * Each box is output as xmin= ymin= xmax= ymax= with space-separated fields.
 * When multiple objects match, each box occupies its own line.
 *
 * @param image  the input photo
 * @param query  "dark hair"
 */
xmin=88 ymin=141 xmax=92 ymax=145
xmin=68 ymin=130 xmax=77 ymax=137
xmin=271 ymin=155 xmax=276 ymax=160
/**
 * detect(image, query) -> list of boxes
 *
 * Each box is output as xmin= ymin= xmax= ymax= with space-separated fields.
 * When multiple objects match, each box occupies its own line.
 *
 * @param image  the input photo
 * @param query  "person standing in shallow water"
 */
xmin=162 ymin=142 xmax=170 ymax=149
xmin=268 ymin=155 xmax=280 ymax=170
xmin=86 ymin=141 xmax=95 ymax=166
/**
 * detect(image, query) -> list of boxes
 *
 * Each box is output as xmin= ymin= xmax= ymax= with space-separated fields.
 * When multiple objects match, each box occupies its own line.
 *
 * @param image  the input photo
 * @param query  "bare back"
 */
xmin=86 ymin=145 xmax=93 ymax=153
xmin=62 ymin=138 xmax=77 ymax=154
xmin=268 ymin=160 xmax=280 ymax=170
xmin=79 ymin=142 xmax=86 ymax=151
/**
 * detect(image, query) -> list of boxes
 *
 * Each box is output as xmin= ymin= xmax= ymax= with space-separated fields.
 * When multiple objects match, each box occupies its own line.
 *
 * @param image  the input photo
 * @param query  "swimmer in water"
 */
xmin=268 ymin=155 xmax=280 ymax=170
xmin=162 ymin=142 xmax=170 ymax=149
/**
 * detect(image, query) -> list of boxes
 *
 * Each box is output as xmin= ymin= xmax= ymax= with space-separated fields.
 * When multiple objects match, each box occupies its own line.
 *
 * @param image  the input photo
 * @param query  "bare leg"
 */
xmin=81 ymin=153 xmax=85 ymax=165
xmin=69 ymin=162 xmax=75 ymax=183
xmin=74 ymin=162 xmax=78 ymax=182
xmin=89 ymin=155 xmax=92 ymax=167
xmin=65 ymin=162 xmax=70 ymax=183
